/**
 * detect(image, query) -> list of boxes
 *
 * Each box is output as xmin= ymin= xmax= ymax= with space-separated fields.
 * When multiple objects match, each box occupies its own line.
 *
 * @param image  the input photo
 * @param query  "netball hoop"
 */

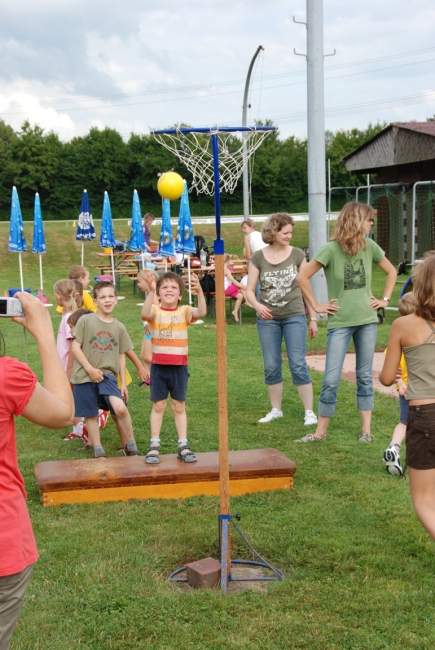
xmin=152 ymin=126 xmax=283 ymax=591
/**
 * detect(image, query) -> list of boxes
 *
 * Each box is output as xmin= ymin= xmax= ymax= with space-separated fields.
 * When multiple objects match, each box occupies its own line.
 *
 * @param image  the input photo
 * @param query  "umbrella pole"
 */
xmin=18 ymin=253 xmax=28 ymax=363
xmin=141 ymin=253 xmax=145 ymax=270
xmin=81 ymin=242 xmax=84 ymax=266
xmin=110 ymin=249 xmax=115 ymax=282
xmin=39 ymin=253 xmax=43 ymax=291
xmin=187 ymin=256 xmax=192 ymax=306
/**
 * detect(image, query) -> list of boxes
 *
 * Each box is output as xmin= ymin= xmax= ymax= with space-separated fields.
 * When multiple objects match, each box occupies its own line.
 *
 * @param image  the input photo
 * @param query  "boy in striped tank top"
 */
xmin=141 ymin=272 xmax=206 ymax=464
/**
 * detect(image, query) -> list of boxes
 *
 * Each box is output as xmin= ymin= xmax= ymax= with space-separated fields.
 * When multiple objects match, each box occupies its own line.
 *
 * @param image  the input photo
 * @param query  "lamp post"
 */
xmin=242 ymin=45 xmax=264 ymax=220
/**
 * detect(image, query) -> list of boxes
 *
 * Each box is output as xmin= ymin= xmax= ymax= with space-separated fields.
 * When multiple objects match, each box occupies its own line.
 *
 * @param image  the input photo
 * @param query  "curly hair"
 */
xmin=261 ymin=213 xmax=294 ymax=245
xmin=412 ymin=251 xmax=435 ymax=321
xmin=330 ymin=202 xmax=373 ymax=256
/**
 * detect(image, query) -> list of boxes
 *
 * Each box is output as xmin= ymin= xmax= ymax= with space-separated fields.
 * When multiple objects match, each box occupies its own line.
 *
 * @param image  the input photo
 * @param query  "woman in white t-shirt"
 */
xmin=241 ymin=218 xmax=267 ymax=259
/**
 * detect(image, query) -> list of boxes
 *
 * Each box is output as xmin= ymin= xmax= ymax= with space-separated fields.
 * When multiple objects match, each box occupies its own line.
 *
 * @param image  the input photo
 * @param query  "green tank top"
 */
xmin=403 ymin=320 xmax=435 ymax=400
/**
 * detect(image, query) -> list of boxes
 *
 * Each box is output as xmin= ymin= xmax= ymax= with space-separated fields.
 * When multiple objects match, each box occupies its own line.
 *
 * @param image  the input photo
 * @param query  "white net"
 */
xmin=152 ymin=127 xmax=273 ymax=196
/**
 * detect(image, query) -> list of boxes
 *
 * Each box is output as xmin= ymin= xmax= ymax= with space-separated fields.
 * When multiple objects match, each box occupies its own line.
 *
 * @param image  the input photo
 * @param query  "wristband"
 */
xmin=310 ymin=318 xmax=317 ymax=321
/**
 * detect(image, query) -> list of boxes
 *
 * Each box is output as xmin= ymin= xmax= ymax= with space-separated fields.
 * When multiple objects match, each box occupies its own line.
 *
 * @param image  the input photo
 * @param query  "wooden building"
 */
xmin=342 ymin=122 xmax=435 ymax=262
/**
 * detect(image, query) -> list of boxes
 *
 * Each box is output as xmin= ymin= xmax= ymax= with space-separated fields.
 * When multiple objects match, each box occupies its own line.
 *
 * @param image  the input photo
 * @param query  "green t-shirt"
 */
xmin=71 ymin=312 xmax=133 ymax=384
xmin=250 ymin=247 xmax=306 ymax=320
xmin=314 ymin=239 xmax=385 ymax=329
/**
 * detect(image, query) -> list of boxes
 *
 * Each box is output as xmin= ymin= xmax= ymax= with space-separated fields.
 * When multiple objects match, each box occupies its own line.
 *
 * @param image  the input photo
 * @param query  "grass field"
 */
xmin=2 ymin=221 xmax=432 ymax=650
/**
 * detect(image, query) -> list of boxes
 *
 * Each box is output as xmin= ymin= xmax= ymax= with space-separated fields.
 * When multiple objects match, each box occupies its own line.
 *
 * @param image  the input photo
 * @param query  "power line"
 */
xmin=3 ymin=46 xmax=435 ymax=111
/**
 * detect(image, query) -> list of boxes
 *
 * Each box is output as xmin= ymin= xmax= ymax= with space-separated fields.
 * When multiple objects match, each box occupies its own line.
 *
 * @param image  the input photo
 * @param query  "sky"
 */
xmin=1 ymin=0 xmax=434 ymax=143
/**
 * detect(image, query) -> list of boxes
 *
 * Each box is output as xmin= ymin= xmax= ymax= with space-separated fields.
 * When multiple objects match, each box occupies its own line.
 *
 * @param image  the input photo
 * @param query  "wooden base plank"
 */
xmin=35 ymin=448 xmax=296 ymax=507
xmin=41 ymin=476 xmax=293 ymax=507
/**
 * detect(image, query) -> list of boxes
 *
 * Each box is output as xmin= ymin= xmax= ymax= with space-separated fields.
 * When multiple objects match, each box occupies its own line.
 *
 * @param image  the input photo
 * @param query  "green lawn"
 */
xmin=2 ymin=221 xmax=430 ymax=650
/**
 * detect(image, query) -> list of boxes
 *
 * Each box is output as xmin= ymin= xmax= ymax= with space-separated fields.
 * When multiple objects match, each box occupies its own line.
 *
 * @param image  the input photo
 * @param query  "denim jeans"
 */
xmin=257 ymin=314 xmax=311 ymax=386
xmin=318 ymin=323 xmax=377 ymax=418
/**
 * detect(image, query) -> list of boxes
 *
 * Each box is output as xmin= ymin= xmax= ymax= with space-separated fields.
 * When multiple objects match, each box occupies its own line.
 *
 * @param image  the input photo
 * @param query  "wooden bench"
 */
xmin=34 ymin=448 xmax=296 ymax=507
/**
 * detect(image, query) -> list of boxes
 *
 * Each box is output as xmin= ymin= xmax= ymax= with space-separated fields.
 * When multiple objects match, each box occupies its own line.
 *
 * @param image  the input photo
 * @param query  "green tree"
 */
xmin=0 ymin=120 xmax=18 ymax=219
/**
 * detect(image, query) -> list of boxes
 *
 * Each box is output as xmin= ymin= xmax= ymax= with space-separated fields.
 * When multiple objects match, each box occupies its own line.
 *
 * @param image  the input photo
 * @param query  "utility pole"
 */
xmin=295 ymin=0 xmax=330 ymax=307
xmin=242 ymin=45 xmax=263 ymax=220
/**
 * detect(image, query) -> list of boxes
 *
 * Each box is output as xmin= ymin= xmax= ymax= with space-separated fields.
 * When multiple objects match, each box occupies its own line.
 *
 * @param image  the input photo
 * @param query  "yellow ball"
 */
xmin=157 ymin=171 xmax=185 ymax=201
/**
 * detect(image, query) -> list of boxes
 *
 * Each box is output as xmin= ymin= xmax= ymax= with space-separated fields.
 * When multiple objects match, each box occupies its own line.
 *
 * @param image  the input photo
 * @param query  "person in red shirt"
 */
xmin=0 ymin=292 xmax=74 ymax=650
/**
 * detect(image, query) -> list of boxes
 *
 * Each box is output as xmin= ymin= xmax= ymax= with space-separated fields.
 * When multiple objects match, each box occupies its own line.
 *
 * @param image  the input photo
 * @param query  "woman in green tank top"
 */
xmin=380 ymin=253 xmax=435 ymax=543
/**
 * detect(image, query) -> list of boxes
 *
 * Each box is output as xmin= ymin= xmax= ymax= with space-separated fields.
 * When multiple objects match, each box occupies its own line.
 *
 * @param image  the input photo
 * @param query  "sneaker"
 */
xmin=122 ymin=445 xmax=140 ymax=457
xmin=63 ymin=421 xmax=84 ymax=441
xmin=93 ymin=448 xmax=107 ymax=459
xmin=383 ymin=444 xmax=403 ymax=476
xmin=304 ymin=410 xmax=318 ymax=426
xmin=98 ymin=409 xmax=109 ymax=429
xmin=258 ymin=408 xmax=283 ymax=423
xmin=358 ymin=432 xmax=374 ymax=443
xmin=294 ymin=433 xmax=325 ymax=443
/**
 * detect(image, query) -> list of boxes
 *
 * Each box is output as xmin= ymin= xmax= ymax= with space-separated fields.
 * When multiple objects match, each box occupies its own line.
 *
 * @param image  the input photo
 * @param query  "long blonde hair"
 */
xmin=330 ymin=202 xmax=373 ymax=256
xmin=412 ymin=251 xmax=435 ymax=321
xmin=54 ymin=279 xmax=81 ymax=314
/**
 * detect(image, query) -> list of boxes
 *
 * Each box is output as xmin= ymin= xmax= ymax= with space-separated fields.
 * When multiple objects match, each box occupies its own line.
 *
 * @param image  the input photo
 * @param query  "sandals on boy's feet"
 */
xmin=177 ymin=444 xmax=197 ymax=463
xmin=122 ymin=445 xmax=140 ymax=456
xmin=145 ymin=443 xmax=160 ymax=464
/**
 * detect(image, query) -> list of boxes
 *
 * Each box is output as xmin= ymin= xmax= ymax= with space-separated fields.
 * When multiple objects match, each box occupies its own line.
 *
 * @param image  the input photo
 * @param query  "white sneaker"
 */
xmin=258 ymin=408 xmax=283 ymax=423
xmin=304 ymin=410 xmax=318 ymax=426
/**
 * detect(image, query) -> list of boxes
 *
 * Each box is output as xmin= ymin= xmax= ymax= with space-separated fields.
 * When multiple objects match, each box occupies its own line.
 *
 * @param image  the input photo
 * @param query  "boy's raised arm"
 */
xmin=189 ymin=273 xmax=207 ymax=319
xmin=141 ymin=272 xmax=157 ymax=321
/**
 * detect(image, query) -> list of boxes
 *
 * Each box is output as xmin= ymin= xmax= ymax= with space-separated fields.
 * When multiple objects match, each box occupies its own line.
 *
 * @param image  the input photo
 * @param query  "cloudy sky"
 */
xmin=1 ymin=0 xmax=434 ymax=142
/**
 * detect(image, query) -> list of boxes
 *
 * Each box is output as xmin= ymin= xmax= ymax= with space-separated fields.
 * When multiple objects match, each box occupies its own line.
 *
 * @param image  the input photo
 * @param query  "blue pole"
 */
xmin=212 ymin=134 xmax=224 ymax=254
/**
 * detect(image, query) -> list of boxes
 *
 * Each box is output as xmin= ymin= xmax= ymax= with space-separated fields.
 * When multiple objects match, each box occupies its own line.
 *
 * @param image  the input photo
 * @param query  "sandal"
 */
xmin=145 ymin=442 xmax=160 ymax=465
xmin=177 ymin=444 xmax=197 ymax=463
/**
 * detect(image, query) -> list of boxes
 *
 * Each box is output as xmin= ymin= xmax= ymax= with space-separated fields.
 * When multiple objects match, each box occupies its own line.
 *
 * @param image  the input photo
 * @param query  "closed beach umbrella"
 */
xmin=159 ymin=198 xmax=175 ymax=260
xmin=32 ymin=193 xmax=46 ymax=291
xmin=129 ymin=189 xmax=146 ymax=268
xmin=9 ymin=186 xmax=27 ymax=291
xmin=76 ymin=189 xmax=96 ymax=265
xmin=175 ymin=181 xmax=196 ymax=304
xmin=100 ymin=191 xmax=116 ymax=281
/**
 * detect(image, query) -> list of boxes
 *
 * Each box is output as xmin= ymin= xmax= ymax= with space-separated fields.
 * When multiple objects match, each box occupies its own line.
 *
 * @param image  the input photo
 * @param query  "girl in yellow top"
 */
xmin=383 ymin=292 xmax=417 ymax=477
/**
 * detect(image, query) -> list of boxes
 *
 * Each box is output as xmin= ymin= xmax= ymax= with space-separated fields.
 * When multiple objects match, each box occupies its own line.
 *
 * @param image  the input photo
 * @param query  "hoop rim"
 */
xmin=151 ymin=126 xmax=277 ymax=135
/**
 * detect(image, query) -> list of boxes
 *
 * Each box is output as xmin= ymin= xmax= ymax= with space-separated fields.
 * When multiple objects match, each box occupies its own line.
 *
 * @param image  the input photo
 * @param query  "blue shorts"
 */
xmin=399 ymin=393 xmax=409 ymax=425
xmin=150 ymin=364 xmax=188 ymax=402
xmin=73 ymin=374 xmax=123 ymax=417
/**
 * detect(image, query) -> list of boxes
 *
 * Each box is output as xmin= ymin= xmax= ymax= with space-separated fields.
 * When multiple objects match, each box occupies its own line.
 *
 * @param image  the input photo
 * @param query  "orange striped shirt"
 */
xmin=147 ymin=305 xmax=193 ymax=365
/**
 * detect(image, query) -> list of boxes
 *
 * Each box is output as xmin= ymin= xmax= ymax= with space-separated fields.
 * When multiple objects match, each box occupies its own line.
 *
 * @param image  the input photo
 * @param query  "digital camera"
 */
xmin=0 ymin=297 xmax=25 ymax=317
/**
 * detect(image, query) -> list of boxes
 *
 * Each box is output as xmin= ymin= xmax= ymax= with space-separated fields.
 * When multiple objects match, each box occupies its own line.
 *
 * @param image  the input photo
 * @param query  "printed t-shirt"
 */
xmin=250 ymin=247 xmax=306 ymax=320
xmin=0 ymin=357 xmax=39 ymax=577
xmin=72 ymin=312 xmax=133 ymax=383
xmin=314 ymin=239 xmax=385 ymax=329
xmin=56 ymin=290 xmax=96 ymax=315
xmin=57 ymin=311 xmax=73 ymax=371
xmin=147 ymin=305 xmax=193 ymax=365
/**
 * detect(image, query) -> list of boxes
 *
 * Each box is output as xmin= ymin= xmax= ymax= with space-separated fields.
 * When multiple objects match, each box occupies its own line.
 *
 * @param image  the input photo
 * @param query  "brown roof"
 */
xmin=393 ymin=122 xmax=435 ymax=136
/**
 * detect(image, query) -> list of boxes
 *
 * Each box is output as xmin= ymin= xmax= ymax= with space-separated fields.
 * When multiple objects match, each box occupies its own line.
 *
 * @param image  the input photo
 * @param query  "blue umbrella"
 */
xmin=100 ymin=191 xmax=116 ymax=282
xmin=9 ymin=186 xmax=27 ymax=291
xmin=32 ymin=193 xmax=46 ymax=290
xmin=175 ymin=180 xmax=196 ymax=255
xmin=129 ymin=189 xmax=146 ymax=267
xmin=159 ymin=199 xmax=175 ymax=259
xmin=76 ymin=189 xmax=96 ymax=264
